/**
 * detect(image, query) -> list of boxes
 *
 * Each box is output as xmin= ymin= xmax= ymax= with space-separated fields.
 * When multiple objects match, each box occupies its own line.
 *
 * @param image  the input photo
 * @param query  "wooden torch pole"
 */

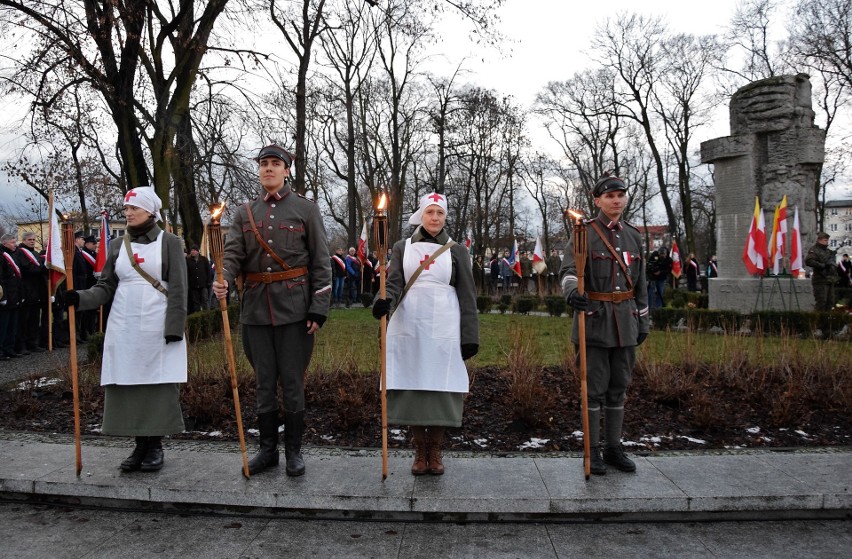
xmin=569 ymin=211 xmax=591 ymax=480
xmin=61 ymin=221 xmax=82 ymax=476
xmin=208 ymin=204 xmax=250 ymax=479
xmin=373 ymin=193 xmax=389 ymax=481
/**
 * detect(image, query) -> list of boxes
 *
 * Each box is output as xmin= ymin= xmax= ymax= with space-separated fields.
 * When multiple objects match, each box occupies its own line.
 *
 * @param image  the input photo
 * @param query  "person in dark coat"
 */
xmin=212 ymin=144 xmax=331 ymax=477
xmin=805 ymin=232 xmax=838 ymax=311
xmin=646 ymin=246 xmax=672 ymax=308
xmin=185 ymin=245 xmax=212 ymax=314
xmin=372 ymin=192 xmax=479 ymax=476
xmin=561 ymin=174 xmax=650 ymax=476
xmin=0 ymin=234 xmax=23 ymax=360
xmin=836 ymin=254 xmax=851 ymax=288
xmin=686 ymin=252 xmax=701 ymax=292
xmin=14 ymin=232 xmax=45 ymax=354
xmin=68 ymin=187 xmax=188 ymax=473
xmin=706 ymin=255 xmax=718 ymax=279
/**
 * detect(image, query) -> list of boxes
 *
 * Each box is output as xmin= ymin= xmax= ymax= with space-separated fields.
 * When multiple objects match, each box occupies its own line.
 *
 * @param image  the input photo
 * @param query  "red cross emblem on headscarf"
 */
xmin=428 ymin=193 xmax=444 ymax=203
xmin=134 ymin=253 xmax=145 ymax=265
xmin=419 ymin=254 xmax=433 ymax=270
xmin=124 ymin=190 xmax=137 ymax=202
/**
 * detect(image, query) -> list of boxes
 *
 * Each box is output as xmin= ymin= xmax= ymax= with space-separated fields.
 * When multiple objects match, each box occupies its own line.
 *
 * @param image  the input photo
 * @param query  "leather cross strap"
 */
xmin=244 ymin=268 xmax=308 ymax=284
xmin=588 ymin=220 xmax=634 ymax=291
xmin=123 ymin=235 xmax=168 ymax=295
xmin=244 ymin=202 xmax=294 ymax=271
xmin=397 ymin=241 xmax=456 ymax=308
xmin=587 ymin=289 xmax=634 ymax=303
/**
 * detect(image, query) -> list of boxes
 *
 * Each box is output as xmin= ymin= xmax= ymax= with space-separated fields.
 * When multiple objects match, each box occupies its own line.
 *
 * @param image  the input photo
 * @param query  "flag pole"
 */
xmin=61 ymin=219 xmax=82 ymax=476
xmin=568 ymin=210 xmax=591 ymax=480
xmin=373 ymin=193 xmax=389 ymax=481
xmin=208 ymin=203 xmax=250 ymax=479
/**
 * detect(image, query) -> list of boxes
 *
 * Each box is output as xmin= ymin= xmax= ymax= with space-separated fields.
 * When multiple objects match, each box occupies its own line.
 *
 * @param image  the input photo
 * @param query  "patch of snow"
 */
xmin=206 ymin=431 xmax=222 ymax=437
xmin=472 ymin=438 xmax=488 ymax=448
xmin=762 ymin=436 xmax=772 ymax=442
xmin=746 ymin=426 xmax=760 ymax=434
xmin=247 ymin=428 xmax=259 ymax=437
xmin=571 ymin=430 xmax=584 ymax=438
xmin=677 ymin=435 xmax=707 ymax=445
xmin=389 ymin=428 xmax=406 ymax=442
xmin=795 ymin=430 xmax=810 ymax=438
xmin=518 ymin=438 xmax=550 ymax=450
xmin=16 ymin=377 xmax=61 ymax=390
xmin=320 ymin=435 xmax=334 ymax=441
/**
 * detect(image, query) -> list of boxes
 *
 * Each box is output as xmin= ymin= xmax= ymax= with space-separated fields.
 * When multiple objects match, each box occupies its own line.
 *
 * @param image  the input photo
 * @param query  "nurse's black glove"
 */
xmin=307 ymin=313 xmax=326 ymax=328
xmin=165 ymin=335 xmax=182 ymax=344
xmin=461 ymin=343 xmax=479 ymax=360
xmin=372 ymin=298 xmax=390 ymax=319
xmin=65 ymin=290 xmax=79 ymax=308
xmin=636 ymin=332 xmax=648 ymax=346
xmin=567 ymin=290 xmax=589 ymax=311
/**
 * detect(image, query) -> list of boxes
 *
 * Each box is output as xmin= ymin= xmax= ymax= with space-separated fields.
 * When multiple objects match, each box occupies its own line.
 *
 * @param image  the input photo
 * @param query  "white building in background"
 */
xmin=825 ymin=199 xmax=852 ymax=260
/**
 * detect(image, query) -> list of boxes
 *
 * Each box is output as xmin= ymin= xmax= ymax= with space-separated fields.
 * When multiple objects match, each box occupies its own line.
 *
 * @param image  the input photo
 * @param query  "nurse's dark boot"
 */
xmin=283 ymin=410 xmax=306 ymax=477
xmin=120 ymin=437 xmax=148 ymax=472
xmin=140 ymin=436 xmax=164 ymax=471
xmin=247 ymin=412 xmax=280 ymax=475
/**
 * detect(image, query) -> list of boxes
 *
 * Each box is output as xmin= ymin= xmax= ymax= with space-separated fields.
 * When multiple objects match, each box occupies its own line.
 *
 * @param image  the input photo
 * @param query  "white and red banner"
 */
xmin=742 ymin=197 xmax=768 ymax=276
xmin=357 ymin=221 xmax=368 ymax=265
xmin=532 ymin=236 xmax=547 ymax=274
xmin=94 ymin=210 xmax=110 ymax=276
xmin=670 ymin=240 xmax=682 ymax=278
xmin=45 ymin=192 xmax=66 ymax=295
xmin=770 ymin=195 xmax=788 ymax=275
xmin=790 ymin=205 xmax=803 ymax=277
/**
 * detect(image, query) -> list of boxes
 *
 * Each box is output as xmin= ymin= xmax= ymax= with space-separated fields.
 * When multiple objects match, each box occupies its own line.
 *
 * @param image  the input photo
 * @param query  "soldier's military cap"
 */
xmin=83 ymin=235 xmax=96 ymax=244
xmin=255 ymin=144 xmax=294 ymax=167
xmin=592 ymin=175 xmax=627 ymax=197
xmin=817 ymin=231 xmax=830 ymax=240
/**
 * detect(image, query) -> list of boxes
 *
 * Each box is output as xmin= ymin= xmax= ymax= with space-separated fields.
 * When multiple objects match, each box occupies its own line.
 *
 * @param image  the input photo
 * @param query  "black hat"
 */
xmin=83 ymin=235 xmax=97 ymax=244
xmin=190 ymin=245 xmax=199 ymax=251
xmin=817 ymin=231 xmax=830 ymax=240
xmin=592 ymin=174 xmax=627 ymax=197
xmin=254 ymin=144 xmax=294 ymax=166
xmin=74 ymin=230 xmax=84 ymax=239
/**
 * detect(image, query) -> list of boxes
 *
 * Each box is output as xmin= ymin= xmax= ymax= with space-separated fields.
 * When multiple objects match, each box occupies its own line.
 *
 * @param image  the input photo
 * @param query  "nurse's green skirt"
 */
xmin=387 ymin=390 xmax=464 ymax=427
xmin=101 ymin=383 xmax=185 ymax=436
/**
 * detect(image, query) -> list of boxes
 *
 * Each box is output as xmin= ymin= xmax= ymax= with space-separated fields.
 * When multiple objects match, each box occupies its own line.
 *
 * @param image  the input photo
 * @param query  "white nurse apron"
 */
xmin=100 ymin=232 xmax=187 ymax=385
xmin=386 ymin=239 xmax=468 ymax=393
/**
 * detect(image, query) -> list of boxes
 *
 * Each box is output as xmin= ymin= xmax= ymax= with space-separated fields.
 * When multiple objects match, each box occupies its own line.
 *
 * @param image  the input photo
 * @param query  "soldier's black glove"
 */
xmin=637 ymin=332 xmax=648 ymax=346
xmin=66 ymin=290 xmax=79 ymax=308
xmin=461 ymin=343 xmax=479 ymax=360
xmin=372 ymin=298 xmax=390 ymax=319
xmin=307 ymin=313 xmax=326 ymax=328
xmin=165 ymin=335 xmax=182 ymax=344
xmin=567 ymin=290 xmax=589 ymax=311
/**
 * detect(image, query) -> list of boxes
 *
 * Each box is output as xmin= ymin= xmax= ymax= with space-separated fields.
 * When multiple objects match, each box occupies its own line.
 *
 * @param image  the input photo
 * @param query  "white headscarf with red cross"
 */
xmin=408 ymin=192 xmax=447 ymax=226
xmin=123 ymin=186 xmax=162 ymax=217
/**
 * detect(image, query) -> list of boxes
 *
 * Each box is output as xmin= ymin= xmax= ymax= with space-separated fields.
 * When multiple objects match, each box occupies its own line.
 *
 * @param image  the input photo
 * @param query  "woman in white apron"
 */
xmin=68 ymin=187 xmax=188 ymax=473
xmin=372 ymin=192 xmax=479 ymax=475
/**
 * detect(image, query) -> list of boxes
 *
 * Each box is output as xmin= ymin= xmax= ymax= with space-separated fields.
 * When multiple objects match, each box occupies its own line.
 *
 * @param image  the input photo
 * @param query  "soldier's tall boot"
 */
xmin=587 ymin=407 xmax=606 ymax=476
xmin=427 ymin=426 xmax=445 ymax=475
xmin=603 ymin=406 xmax=636 ymax=472
xmin=247 ymin=412 xmax=279 ymax=475
xmin=283 ymin=410 xmax=306 ymax=477
xmin=120 ymin=437 xmax=148 ymax=472
xmin=410 ymin=426 xmax=428 ymax=475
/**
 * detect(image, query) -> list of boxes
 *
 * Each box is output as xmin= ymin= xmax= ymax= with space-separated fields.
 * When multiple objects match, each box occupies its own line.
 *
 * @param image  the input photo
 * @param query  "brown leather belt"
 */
xmin=586 ymin=289 xmax=634 ymax=303
xmin=244 ymin=267 xmax=308 ymax=284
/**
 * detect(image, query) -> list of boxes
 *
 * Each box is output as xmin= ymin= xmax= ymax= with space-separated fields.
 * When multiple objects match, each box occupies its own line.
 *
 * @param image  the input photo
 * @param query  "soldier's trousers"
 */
xmin=812 ymin=283 xmax=835 ymax=312
xmin=583 ymin=345 xmax=636 ymax=409
xmin=242 ymin=322 xmax=314 ymax=414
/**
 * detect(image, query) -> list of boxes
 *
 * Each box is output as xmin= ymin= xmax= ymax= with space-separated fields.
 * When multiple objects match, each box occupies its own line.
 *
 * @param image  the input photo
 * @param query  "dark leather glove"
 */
xmin=461 ymin=343 xmax=479 ymax=360
xmin=165 ymin=335 xmax=182 ymax=344
xmin=372 ymin=298 xmax=390 ymax=319
xmin=637 ymin=332 xmax=648 ymax=346
xmin=567 ymin=290 xmax=589 ymax=311
xmin=66 ymin=290 xmax=80 ymax=308
xmin=307 ymin=313 xmax=326 ymax=328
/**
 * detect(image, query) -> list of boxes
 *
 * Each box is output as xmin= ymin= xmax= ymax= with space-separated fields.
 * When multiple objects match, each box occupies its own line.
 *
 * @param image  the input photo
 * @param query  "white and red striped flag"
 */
xmin=532 ymin=235 xmax=547 ymax=274
xmin=790 ymin=206 xmax=803 ymax=277
xmin=45 ymin=192 xmax=66 ymax=295
xmin=742 ymin=197 xmax=768 ymax=276
xmin=670 ymin=240 xmax=682 ymax=278
xmin=357 ymin=221 xmax=369 ymax=265
xmin=770 ymin=195 xmax=788 ymax=275
xmin=94 ymin=210 xmax=110 ymax=276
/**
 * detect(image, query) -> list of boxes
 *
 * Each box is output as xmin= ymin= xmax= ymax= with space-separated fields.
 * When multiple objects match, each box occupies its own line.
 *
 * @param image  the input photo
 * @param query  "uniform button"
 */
xmin=616 ymin=247 xmax=620 ymax=251
xmin=268 ymin=239 xmax=274 ymax=244
xmin=267 ymin=267 xmax=272 ymax=272
xmin=271 ymin=204 xmax=276 ymax=208
xmin=268 ymin=225 xmax=273 ymax=230
xmin=616 ymin=286 xmax=621 ymax=290
xmin=270 ymin=215 xmax=275 ymax=219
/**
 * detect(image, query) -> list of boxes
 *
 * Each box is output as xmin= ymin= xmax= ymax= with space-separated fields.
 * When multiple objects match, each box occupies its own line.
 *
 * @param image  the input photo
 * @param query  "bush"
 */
xmin=512 ymin=295 xmax=537 ymax=314
xmin=185 ymin=302 xmax=240 ymax=342
xmin=500 ymin=294 xmax=513 ymax=307
xmin=649 ymin=307 xmax=852 ymax=336
xmin=85 ymin=332 xmax=105 ymax=363
xmin=544 ymin=296 xmax=567 ymax=317
xmin=476 ymin=295 xmax=493 ymax=314
xmin=669 ymin=288 xmax=689 ymax=308
xmin=497 ymin=303 xmax=509 ymax=314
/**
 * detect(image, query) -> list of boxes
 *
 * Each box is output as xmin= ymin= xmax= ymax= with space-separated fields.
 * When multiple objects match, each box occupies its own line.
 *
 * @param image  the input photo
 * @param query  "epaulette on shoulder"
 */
xmin=621 ymin=220 xmax=640 ymax=233
xmin=296 ymin=192 xmax=316 ymax=203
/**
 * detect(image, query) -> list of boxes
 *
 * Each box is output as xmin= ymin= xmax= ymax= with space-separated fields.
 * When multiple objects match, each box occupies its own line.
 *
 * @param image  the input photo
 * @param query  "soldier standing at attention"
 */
xmin=805 ymin=232 xmax=838 ymax=312
xmin=212 ymin=144 xmax=331 ymax=477
xmin=560 ymin=174 xmax=650 ymax=476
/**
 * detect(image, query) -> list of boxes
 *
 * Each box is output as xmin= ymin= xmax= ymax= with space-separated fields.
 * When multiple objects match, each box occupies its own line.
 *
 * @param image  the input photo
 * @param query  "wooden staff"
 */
xmin=61 ymin=221 xmax=82 ymax=476
xmin=208 ymin=204 xmax=250 ymax=479
xmin=569 ymin=211 xmax=591 ymax=480
xmin=373 ymin=194 xmax=389 ymax=480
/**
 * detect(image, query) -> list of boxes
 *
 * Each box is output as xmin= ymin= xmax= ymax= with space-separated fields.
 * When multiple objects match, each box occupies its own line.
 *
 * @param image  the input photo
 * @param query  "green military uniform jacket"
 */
xmin=805 ymin=243 xmax=838 ymax=285
xmin=77 ymin=225 xmax=187 ymax=340
xmin=559 ymin=212 xmax=650 ymax=348
xmin=520 ymin=257 xmax=532 ymax=279
xmin=222 ymin=185 xmax=331 ymax=326
xmin=384 ymin=227 xmax=479 ymax=348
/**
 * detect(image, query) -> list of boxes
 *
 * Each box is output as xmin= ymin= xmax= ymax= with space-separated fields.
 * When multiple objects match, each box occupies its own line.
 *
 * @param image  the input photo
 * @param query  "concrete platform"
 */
xmin=0 ymin=435 xmax=849 ymax=523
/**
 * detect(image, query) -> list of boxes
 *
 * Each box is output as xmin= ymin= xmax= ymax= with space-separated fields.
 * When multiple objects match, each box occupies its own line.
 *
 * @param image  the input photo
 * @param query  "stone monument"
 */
xmin=700 ymin=74 xmax=824 ymax=311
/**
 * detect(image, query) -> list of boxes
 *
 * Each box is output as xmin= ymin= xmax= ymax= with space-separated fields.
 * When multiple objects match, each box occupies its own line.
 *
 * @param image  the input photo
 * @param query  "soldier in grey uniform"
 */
xmin=805 ymin=232 xmax=838 ymax=312
xmin=213 ymin=144 xmax=331 ymax=477
xmin=560 ymin=174 xmax=650 ymax=475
